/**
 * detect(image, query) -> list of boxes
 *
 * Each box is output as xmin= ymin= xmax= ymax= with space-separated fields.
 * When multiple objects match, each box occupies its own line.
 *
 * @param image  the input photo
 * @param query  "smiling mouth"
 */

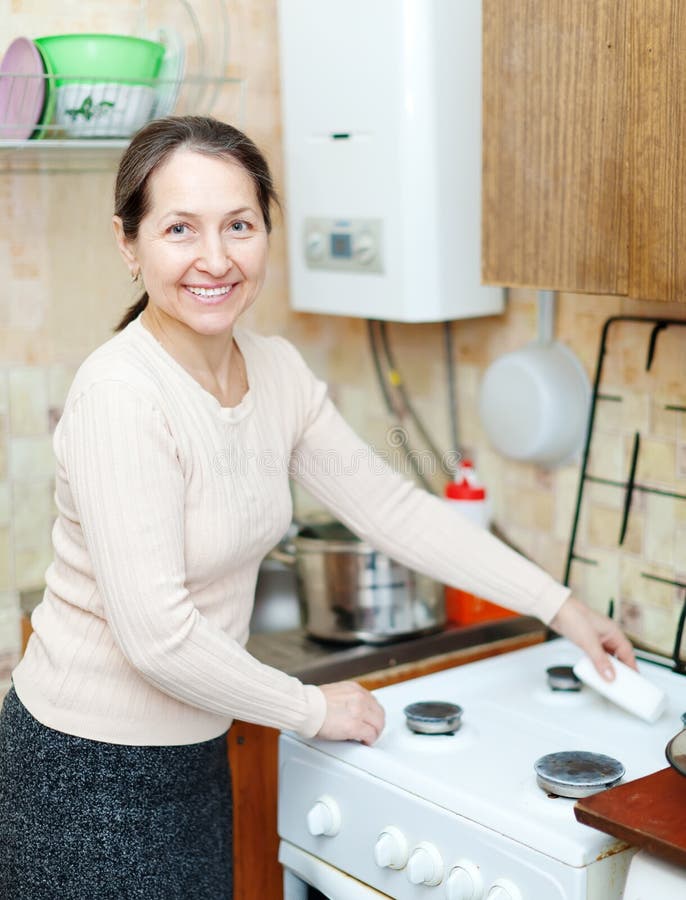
xmin=186 ymin=285 xmax=233 ymax=299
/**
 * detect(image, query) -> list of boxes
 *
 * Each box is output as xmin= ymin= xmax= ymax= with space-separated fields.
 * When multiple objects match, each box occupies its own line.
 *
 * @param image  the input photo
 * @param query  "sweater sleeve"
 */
xmin=281 ymin=344 xmax=570 ymax=625
xmin=59 ymin=381 xmax=326 ymax=738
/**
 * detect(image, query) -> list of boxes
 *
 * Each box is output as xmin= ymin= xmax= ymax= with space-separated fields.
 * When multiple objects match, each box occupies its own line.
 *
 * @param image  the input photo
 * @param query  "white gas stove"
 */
xmin=277 ymin=638 xmax=686 ymax=899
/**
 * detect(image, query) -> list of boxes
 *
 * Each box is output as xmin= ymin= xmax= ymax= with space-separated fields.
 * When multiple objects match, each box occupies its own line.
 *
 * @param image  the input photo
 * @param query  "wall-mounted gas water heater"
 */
xmin=277 ymin=0 xmax=503 ymax=323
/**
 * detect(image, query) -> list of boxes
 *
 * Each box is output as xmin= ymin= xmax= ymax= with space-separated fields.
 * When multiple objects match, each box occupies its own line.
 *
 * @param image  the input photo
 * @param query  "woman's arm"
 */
xmin=60 ymin=380 xmax=327 ymax=737
xmin=283 ymin=341 xmax=635 ymax=677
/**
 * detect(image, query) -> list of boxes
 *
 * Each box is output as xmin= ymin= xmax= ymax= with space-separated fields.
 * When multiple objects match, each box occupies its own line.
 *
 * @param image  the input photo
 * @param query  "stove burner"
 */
xmin=403 ymin=701 xmax=463 ymax=735
xmin=546 ymin=665 xmax=582 ymax=692
xmin=534 ymin=751 xmax=625 ymax=798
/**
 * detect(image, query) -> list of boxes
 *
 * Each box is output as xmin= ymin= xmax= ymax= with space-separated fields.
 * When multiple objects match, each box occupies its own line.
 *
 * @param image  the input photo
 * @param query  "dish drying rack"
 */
xmin=0 ymin=72 xmax=245 ymax=172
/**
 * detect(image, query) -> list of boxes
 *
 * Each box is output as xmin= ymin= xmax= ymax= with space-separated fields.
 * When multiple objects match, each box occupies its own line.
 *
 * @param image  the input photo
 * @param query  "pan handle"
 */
xmin=665 ymin=728 xmax=686 ymax=776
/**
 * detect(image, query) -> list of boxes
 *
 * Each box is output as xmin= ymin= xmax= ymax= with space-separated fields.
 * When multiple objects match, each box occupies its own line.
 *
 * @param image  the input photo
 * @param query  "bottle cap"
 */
xmin=445 ymin=481 xmax=486 ymax=501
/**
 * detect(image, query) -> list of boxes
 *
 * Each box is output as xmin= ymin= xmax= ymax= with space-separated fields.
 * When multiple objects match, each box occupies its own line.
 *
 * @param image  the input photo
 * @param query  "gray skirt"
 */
xmin=0 ymin=685 xmax=233 ymax=900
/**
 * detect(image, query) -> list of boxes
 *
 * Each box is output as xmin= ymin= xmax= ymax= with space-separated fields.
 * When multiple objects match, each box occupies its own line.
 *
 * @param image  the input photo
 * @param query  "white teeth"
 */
xmin=187 ymin=286 xmax=231 ymax=297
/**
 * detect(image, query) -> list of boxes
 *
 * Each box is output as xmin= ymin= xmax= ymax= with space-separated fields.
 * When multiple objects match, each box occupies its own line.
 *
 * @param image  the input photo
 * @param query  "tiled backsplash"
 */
xmin=2 ymin=0 xmax=686 ymax=694
xmin=566 ymin=319 xmax=686 ymax=661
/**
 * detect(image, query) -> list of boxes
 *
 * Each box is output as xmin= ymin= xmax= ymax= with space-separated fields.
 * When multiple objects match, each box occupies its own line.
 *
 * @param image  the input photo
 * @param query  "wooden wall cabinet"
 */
xmin=482 ymin=1 xmax=686 ymax=303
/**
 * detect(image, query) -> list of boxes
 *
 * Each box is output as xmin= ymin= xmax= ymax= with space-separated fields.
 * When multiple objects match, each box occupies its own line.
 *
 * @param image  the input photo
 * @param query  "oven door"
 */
xmin=279 ymin=840 xmax=391 ymax=899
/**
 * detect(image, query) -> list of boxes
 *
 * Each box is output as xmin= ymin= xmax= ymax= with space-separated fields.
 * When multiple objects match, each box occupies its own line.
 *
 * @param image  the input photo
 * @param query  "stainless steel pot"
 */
xmin=272 ymin=520 xmax=445 ymax=644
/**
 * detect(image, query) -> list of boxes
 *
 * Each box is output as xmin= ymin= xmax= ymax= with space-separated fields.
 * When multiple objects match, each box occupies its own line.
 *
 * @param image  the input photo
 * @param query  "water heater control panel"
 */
xmin=303 ymin=217 xmax=384 ymax=274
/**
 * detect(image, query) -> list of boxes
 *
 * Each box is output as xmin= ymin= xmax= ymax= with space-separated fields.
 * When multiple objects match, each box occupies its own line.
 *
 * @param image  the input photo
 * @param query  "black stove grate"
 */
xmin=562 ymin=315 xmax=686 ymax=671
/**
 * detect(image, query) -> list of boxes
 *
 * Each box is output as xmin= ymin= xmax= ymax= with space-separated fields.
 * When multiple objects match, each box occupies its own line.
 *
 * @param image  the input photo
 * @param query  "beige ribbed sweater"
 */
xmin=13 ymin=317 xmax=570 ymax=746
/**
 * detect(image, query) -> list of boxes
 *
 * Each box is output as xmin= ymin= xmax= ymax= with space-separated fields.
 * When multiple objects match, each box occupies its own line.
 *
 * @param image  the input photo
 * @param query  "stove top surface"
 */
xmin=295 ymin=638 xmax=686 ymax=865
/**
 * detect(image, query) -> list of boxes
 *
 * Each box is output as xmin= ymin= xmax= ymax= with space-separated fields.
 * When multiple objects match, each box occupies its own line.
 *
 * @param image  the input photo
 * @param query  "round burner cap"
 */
xmin=403 ymin=701 xmax=463 ymax=735
xmin=534 ymin=751 xmax=625 ymax=798
xmin=546 ymin=665 xmax=582 ymax=692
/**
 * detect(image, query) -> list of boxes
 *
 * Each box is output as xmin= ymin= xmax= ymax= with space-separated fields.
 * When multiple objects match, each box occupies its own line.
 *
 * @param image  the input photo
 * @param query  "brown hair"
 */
xmin=114 ymin=115 xmax=279 ymax=331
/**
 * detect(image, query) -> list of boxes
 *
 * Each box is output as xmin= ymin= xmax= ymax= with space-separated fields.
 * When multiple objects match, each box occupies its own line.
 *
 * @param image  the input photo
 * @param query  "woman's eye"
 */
xmin=169 ymin=223 xmax=188 ymax=236
xmin=230 ymin=220 xmax=249 ymax=233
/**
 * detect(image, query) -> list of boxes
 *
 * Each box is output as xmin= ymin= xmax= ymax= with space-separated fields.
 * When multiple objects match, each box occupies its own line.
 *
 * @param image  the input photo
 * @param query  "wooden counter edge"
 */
xmin=574 ymin=767 xmax=686 ymax=870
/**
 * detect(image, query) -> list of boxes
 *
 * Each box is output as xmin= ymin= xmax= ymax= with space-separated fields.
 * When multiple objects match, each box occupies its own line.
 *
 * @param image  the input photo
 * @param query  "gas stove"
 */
xmin=278 ymin=638 xmax=686 ymax=899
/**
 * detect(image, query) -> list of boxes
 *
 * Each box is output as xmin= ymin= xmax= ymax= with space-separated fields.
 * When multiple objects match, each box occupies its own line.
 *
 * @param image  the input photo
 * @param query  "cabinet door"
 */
xmin=629 ymin=0 xmax=686 ymax=302
xmin=482 ymin=1 xmax=629 ymax=295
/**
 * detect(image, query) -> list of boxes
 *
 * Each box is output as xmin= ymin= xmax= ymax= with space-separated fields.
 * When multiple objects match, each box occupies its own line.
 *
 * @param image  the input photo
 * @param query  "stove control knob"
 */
xmin=306 ymin=796 xmax=341 ymax=837
xmin=446 ymin=859 xmax=484 ymax=899
xmin=486 ymin=878 xmax=523 ymax=900
xmin=373 ymin=826 xmax=409 ymax=869
xmin=407 ymin=841 xmax=444 ymax=886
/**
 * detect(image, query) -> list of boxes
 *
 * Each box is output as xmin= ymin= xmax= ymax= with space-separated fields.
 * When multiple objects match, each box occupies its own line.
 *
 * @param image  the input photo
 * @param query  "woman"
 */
xmin=0 ymin=116 xmax=633 ymax=899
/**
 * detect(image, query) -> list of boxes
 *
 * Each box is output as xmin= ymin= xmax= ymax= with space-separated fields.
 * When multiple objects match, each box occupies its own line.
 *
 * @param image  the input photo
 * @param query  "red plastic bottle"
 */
xmin=444 ymin=461 xmax=518 ymax=626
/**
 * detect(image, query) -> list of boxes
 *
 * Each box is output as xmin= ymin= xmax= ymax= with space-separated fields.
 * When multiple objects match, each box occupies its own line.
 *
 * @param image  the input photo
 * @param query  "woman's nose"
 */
xmin=197 ymin=235 xmax=232 ymax=275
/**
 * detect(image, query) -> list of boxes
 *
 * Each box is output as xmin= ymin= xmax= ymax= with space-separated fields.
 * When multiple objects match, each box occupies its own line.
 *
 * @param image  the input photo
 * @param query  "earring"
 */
xmin=131 ymin=269 xmax=140 ymax=283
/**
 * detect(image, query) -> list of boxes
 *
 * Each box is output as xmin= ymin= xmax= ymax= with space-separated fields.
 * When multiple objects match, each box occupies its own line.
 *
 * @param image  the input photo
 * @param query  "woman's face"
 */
xmin=114 ymin=148 xmax=269 ymax=337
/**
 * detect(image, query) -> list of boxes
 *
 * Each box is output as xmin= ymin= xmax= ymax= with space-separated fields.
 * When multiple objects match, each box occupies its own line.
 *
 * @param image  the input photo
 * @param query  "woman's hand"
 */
xmin=316 ymin=681 xmax=386 ymax=745
xmin=549 ymin=595 xmax=636 ymax=679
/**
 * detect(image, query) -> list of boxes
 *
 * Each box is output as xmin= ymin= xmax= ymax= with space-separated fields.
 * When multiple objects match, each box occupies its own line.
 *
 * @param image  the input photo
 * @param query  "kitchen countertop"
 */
xmin=246 ymin=616 xmax=547 ymax=684
xmin=21 ymin=588 xmax=546 ymax=685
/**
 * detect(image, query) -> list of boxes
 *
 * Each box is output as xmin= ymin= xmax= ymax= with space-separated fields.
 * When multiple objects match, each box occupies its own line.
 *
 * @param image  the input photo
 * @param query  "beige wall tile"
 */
xmin=636 ymin=438 xmax=676 ymax=484
xmin=621 ymin=599 xmax=677 ymax=657
xmin=620 ymin=556 xmax=676 ymax=611
xmin=14 ymin=537 xmax=52 ymax=591
xmin=0 ymin=527 xmax=12 ymax=591
xmin=553 ymin=466 xmax=582 ymax=542
xmin=9 ymin=436 xmax=55 ymax=480
xmin=674 ymin=526 xmax=686 ymax=573
xmin=644 ymin=494 xmax=676 ymax=567
xmin=567 ymin=560 xmax=590 ymax=607
xmin=580 ymin=549 xmax=620 ymax=613
xmin=47 ymin=364 xmax=77 ymax=409
xmin=0 ymin=598 xmax=21 ymax=656
xmin=12 ymin=481 xmax=54 ymax=550
xmin=0 ymin=483 xmax=10 ymax=527
xmin=621 ymin=393 xmax=650 ymax=435
xmin=587 ymin=481 xmax=623 ymax=509
xmin=587 ymin=505 xmax=622 ymax=549
xmin=0 ymin=371 xmax=7 ymax=414
xmin=623 ymin=509 xmax=643 ymax=556
xmin=8 ymin=368 xmax=48 ymax=436
xmin=678 ymin=443 xmax=686 ymax=480
xmin=0 ymin=415 xmax=6 ymax=480
xmin=593 ymin=394 xmax=623 ymax=433
xmin=651 ymin=396 xmax=680 ymax=440
xmin=501 ymin=485 xmax=554 ymax=532
xmin=587 ymin=432 xmax=625 ymax=482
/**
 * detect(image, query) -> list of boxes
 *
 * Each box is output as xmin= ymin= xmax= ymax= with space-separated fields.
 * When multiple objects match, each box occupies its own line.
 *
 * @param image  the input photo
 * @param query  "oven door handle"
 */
xmin=279 ymin=840 xmax=391 ymax=899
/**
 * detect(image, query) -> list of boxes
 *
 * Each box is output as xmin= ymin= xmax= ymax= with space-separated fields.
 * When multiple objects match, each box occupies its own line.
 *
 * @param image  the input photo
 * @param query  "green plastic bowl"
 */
xmin=34 ymin=33 xmax=164 ymax=87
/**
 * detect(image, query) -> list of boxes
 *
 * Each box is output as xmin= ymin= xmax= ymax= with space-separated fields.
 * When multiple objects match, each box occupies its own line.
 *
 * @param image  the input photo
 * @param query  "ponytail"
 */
xmin=115 ymin=293 xmax=149 ymax=332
